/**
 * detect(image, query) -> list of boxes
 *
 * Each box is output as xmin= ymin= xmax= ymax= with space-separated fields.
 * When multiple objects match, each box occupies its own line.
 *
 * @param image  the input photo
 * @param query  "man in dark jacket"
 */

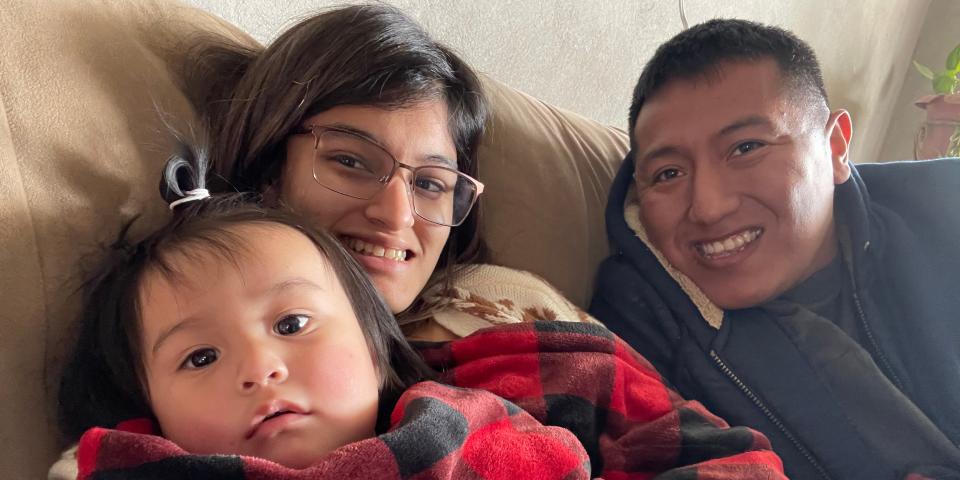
xmin=590 ymin=18 xmax=960 ymax=480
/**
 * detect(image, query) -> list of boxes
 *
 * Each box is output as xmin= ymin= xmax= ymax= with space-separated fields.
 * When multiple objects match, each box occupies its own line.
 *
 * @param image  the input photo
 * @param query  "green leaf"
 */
xmin=933 ymin=72 xmax=958 ymax=94
xmin=946 ymin=43 xmax=960 ymax=71
xmin=914 ymin=60 xmax=935 ymax=80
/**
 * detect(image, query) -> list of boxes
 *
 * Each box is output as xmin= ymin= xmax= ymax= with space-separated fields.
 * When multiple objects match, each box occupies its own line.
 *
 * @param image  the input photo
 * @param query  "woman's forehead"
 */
xmin=300 ymin=101 xmax=457 ymax=166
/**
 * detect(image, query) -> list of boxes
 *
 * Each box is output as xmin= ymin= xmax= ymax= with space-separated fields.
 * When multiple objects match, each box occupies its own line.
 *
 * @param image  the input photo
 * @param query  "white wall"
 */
xmin=185 ymin=0 xmax=931 ymax=164
xmin=880 ymin=0 xmax=960 ymax=161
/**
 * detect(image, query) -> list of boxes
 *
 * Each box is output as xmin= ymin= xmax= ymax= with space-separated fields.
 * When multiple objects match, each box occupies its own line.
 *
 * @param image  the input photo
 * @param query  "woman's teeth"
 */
xmin=345 ymin=237 xmax=407 ymax=262
xmin=697 ymin=228 xmax=762 ymax=258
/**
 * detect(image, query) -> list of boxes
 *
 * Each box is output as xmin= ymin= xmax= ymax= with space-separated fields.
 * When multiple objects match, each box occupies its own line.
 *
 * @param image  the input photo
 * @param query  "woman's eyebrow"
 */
xmin=324 ymin=122 xmax=457 ymax=168
xmin=424 ymin=154 xmax=457 ymax=168
xmin=325 ymin=123 xmax=381 ymax=144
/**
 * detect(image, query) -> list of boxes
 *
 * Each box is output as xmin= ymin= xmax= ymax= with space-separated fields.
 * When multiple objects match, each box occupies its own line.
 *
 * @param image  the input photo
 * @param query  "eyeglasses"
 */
xmin=294 ymin=125 xmax=484 ymax=227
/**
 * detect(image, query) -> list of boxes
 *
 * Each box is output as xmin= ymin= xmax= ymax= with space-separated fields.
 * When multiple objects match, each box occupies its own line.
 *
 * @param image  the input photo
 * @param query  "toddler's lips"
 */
xmin=246 ymin=402 xmax=308 ymax=439
xmin=246 ymin=411 xmax=309 ymax=440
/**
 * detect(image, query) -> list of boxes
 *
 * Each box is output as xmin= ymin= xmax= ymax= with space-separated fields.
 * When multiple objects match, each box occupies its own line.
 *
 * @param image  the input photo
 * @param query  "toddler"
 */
xmin=56 ymin=152 xmax=590 ymax=478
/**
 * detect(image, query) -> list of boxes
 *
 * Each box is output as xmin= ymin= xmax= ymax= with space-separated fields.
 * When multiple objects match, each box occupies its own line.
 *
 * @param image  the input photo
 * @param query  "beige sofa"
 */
xmin=0 ymin=1 xmax=627 ymax=478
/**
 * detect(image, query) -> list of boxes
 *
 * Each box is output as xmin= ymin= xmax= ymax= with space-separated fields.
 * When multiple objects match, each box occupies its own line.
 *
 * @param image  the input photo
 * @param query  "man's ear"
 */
xmin=827 ymin=109 xmax=853 ymax=184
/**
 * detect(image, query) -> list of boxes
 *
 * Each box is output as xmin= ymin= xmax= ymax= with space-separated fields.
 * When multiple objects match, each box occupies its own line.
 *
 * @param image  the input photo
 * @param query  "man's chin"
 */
xmin=701 ymin=283 xmax=778 ymax=310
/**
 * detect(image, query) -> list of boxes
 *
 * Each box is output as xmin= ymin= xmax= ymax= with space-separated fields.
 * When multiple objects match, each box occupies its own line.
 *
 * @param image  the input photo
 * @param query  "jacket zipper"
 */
xmin=850 ymin=289 xmax=905 ymax=391
xmin=842 ymin=238 xmax=905 ymax=392
xmin=710 ymin=349 xmax=832 ymax=480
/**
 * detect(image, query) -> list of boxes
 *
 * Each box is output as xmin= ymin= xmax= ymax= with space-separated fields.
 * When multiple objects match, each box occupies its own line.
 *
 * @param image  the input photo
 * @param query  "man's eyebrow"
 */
xmin=635 ymin=116 xmax=776 ymax=173
xmin=325 ymin=123 xmax=457 ymax=169
xmin=636 ymin=145 xmax=682 ymax=170
xmin=717 ymin=115 xmax=774 ymax=137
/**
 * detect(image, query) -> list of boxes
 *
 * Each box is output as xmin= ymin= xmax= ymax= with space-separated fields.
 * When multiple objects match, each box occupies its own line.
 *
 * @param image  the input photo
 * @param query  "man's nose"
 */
xmin=364 ymin=173 xmax=416 ymax=230
xmin=686 ymin=166 xmax=740 ymax=225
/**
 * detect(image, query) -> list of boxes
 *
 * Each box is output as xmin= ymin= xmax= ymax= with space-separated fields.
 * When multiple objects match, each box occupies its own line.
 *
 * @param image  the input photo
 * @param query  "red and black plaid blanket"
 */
xmin=418 ymin=321 xmax=786 ymax=479
xmin=77 ymin=322 xmax=785 ymax=479
xmin=77 ymin=380 xmax=591 ymax=479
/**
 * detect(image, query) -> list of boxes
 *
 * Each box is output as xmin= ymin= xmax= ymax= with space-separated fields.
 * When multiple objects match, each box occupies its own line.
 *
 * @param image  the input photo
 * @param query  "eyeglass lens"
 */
xmin=311 ymin=130 xmax=478 ymax=226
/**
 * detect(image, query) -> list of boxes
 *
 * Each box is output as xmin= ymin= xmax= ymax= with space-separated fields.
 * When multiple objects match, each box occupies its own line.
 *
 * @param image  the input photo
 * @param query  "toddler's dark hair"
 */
xmin=57 ymin=146 xmax=433 ymax=442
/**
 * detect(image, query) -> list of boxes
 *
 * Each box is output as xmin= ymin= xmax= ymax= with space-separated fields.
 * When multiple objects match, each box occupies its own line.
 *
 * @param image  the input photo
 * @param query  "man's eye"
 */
xmin=653 ymin=168 xmax=683 ymax=184
xmin=181 ymin=348 xmax=218 ymax=370
xmin=274 ymin=314 xmax=310 ymax=336
xmin=733 ymin=141 xmax=764 ymax=156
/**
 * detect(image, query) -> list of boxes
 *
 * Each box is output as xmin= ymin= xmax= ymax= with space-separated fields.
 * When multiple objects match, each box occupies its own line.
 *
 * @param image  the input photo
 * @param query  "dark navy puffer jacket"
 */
xmin=591 ymin=155 xmax=960 ymax=480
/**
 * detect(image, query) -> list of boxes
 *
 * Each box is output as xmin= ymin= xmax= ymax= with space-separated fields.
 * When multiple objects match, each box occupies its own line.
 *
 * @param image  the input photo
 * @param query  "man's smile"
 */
xmin=693 ymin=227 xmax=764 ymax=260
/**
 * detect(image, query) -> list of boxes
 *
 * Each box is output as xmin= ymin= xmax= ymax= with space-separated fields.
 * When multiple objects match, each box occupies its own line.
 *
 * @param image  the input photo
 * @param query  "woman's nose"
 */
xmin=364 ymin=174 xmax=416 ymax=230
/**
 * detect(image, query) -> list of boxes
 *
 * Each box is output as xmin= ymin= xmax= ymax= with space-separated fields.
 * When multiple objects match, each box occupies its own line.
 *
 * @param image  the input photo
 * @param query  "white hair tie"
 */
xmin=168 ymin=188 xmax=211 ymax=210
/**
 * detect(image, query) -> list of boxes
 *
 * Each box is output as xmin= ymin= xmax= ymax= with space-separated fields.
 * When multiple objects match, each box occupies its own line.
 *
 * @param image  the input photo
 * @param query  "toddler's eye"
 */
xmin=181 ymin=348 xmax=218 ymax=370
xmin=275 ymin=314 xmax=310 ymax=336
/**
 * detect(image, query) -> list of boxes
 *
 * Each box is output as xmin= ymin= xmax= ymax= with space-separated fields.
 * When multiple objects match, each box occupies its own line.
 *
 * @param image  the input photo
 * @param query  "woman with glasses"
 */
xmin=188 ymin=5 xmax=487 ymax=335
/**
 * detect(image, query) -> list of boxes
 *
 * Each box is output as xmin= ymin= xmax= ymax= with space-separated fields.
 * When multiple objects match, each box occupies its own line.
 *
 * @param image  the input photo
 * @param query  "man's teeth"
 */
xmin=698 ymin=229 xmax=762 ymax=257
xmin=346 ymin=238 xmax=407 ymax=261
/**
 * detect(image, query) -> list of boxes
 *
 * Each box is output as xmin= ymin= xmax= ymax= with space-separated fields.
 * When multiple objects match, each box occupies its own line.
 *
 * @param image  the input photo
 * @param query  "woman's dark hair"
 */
xmin=57 ymin=149 xmax=434 ymax=442
xmin=183 ymin=4 xmax=489 ymax=318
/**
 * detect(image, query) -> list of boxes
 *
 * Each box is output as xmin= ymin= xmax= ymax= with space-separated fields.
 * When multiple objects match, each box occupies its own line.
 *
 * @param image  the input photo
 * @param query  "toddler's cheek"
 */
xmin=154 ymin=400 xmax=243 ymax=455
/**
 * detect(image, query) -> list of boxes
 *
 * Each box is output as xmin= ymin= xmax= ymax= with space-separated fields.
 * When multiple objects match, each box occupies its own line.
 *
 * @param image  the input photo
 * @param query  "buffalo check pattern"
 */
xmin=77 ymin=381 xmax=590 ymax=479
xmin=418 ymin=321 xmax=786 ymax=479
xmin=76 ymin=322 xmax=784 ymax=479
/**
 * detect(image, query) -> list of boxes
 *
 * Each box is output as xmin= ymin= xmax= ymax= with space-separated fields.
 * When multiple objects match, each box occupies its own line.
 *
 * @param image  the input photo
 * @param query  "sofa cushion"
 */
xmin=0 ymin=2 xmax=253 ymax=478
xmin=0 ymin=1 xmax=626 ymax=478
xmin=478 ymin=77 xmax=627 ymax=307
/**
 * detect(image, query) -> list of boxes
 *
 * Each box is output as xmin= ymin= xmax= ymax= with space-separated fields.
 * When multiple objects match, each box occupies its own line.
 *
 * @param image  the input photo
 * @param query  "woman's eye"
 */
xmin=652 ymin=168 xmax=683 ymax=184
xmin=733 ymin=141 xmax=765 ymax=156
xmin=414 ymin=176 xmax=448 ymax=193
xmin=274 ymin=314 xmax=310 ymax=336
xmin=181 ymin=348 xmax=218 ymax=370
xmin=331 ymin=154 xmax=371 ymax=171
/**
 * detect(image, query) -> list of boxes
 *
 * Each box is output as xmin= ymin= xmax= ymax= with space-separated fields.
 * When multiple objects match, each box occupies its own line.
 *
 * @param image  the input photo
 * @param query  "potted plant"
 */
xmin=913 ymin=43 xmax=960 ymax=159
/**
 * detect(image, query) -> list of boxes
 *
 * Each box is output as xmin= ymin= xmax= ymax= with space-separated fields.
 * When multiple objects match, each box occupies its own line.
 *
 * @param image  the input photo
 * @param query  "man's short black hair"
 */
xmin=628 ymin=19 xmax=828 ymax=143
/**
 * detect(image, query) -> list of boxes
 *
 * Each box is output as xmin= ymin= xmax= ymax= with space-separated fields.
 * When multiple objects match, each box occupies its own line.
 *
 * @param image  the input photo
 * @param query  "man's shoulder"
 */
xmin=858 ymin=157 xmax=960 ymax=173
xmin=857 ymin=158 xmax=960 ymax=193
xmin=856 ymin=158 xmax=960 ymax=214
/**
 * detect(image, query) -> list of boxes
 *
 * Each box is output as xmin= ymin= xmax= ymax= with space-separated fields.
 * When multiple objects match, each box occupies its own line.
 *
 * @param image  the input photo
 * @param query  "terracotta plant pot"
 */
xmin=914 ymin=94 xmax=960 ymax=159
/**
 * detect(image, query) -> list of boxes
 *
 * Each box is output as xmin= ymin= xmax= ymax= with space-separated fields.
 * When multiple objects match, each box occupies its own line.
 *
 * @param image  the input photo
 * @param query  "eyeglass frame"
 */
xmin=292 ymin=124 xmax=485 ymax=227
